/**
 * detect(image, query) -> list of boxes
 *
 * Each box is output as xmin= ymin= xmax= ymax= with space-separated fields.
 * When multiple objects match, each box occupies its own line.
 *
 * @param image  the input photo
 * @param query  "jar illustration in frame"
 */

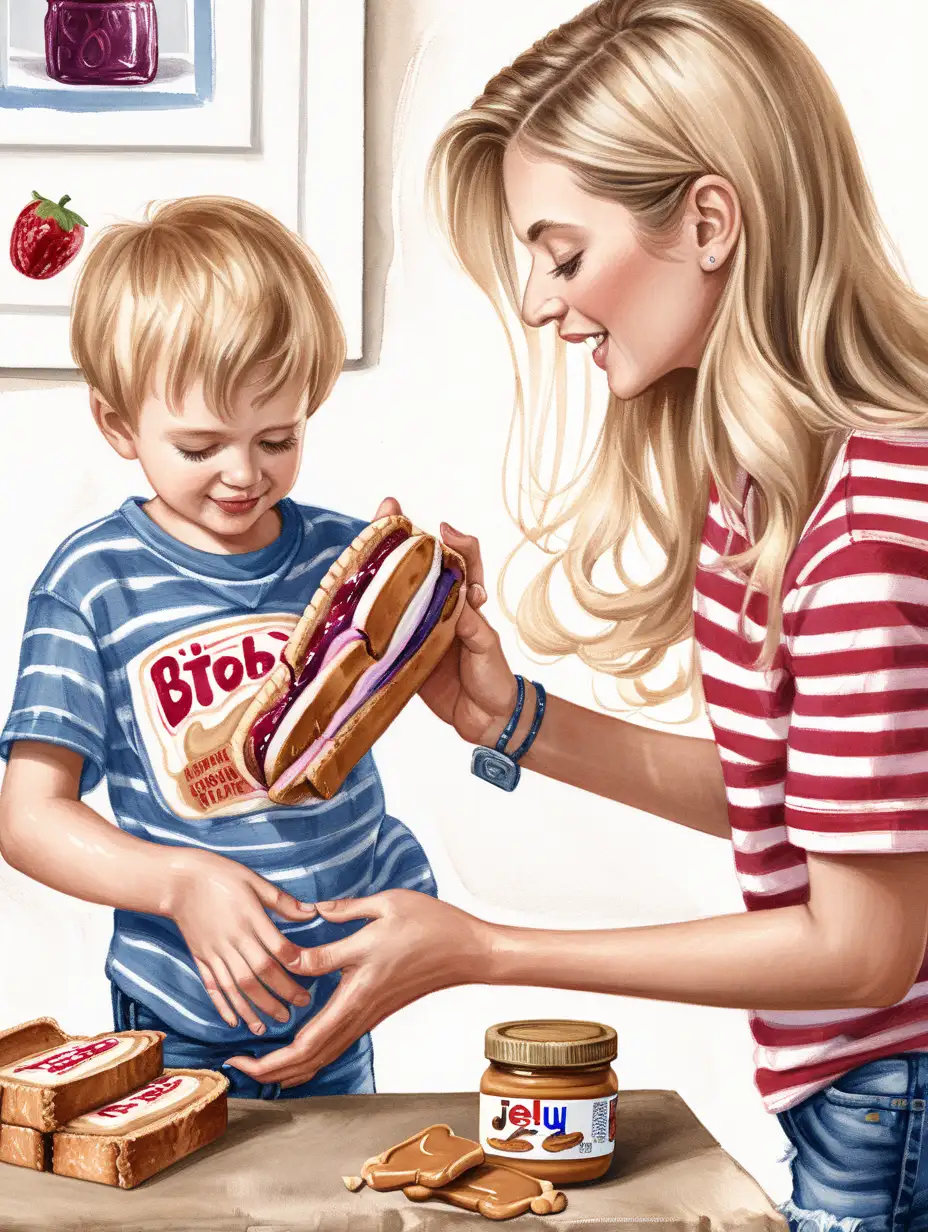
xmin=45 ymin=1 xmax=160 ymax=86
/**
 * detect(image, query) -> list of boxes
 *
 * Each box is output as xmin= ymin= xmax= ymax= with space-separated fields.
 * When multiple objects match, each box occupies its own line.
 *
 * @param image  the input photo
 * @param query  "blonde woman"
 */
xmin=230 ymin=1 xmax=928 ymax=1224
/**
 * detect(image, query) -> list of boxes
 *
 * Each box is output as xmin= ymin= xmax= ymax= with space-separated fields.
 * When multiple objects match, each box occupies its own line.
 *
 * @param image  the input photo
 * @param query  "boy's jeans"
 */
xmin=112 ymin=984 xmax=375 ymax=1100
xmin=777 ymin=1054 xmax=928 ymax=1232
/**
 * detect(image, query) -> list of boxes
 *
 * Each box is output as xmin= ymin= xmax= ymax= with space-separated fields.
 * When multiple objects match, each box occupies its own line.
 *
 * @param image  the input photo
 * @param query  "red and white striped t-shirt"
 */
xmin=694 ymin=428 xmax=928 ymax=1114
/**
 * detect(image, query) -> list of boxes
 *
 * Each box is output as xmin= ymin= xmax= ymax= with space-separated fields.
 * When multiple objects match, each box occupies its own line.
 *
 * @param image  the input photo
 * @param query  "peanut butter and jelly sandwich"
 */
xmin=52 ymin=1068 xmax=228 ymax=1189
xmin=230 ymin=516 xmax=466 ymax=804
xmin=0 ymin=1017 xmax=163 ymax=1133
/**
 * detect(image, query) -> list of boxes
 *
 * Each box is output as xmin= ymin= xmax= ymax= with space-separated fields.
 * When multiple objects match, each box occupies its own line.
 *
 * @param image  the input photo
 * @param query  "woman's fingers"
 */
xmin=314 ymin=894 xmax=391 ymax=921
xmin=374 ymin=496 xmax=403 ymax=520
xmin=282 ymin=976 xmax=377 ymax=1085
xmin=228 ymin=975 xmax=372 ymax=1086
xmin=226 ymin=1030 xmax=312 ymax=1082
xmin=285 ymin=931 xmax=363 ymax=979
xmin=454 ymin=599 xmax=507 ymax=661
xmin=194 ymin=957 xmax=239 ymax=1029
xmin=440 ymin=524 xmax=486 ymax=598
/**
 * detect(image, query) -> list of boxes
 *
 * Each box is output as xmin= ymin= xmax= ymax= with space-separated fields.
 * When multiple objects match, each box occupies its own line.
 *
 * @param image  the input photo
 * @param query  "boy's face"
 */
xmin=93 ymin=376 xmax=309 ymax=552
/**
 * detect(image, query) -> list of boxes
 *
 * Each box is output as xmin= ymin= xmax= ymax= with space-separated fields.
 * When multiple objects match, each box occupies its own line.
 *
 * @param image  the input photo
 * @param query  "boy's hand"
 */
xmin=165 ymin=849 xmax=318 ymax=1035
xmin=226 ymin=890 xmax=490 ymax=1086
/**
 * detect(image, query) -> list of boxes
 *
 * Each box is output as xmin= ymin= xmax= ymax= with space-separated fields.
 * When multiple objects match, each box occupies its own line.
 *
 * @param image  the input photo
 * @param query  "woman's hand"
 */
xmin=226 ymin=890 xmax=492 ymax=1087
xmin=373 ymin=497 xmax=519 ymax=745
xmin=164 ymin=849 xmax=318 ymax=1035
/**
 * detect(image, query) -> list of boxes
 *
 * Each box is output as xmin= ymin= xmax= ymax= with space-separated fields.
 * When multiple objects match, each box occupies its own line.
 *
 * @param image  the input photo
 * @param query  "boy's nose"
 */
xmin=220 ymin=453 xmax=261 ymax=488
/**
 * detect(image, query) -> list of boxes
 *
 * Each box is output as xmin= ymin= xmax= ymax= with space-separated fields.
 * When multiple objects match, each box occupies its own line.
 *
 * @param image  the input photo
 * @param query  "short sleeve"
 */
xmin=0 ymin=589 xmax=109 ymax=796
xmin=784 ymin=537 xmax=928 ymax=852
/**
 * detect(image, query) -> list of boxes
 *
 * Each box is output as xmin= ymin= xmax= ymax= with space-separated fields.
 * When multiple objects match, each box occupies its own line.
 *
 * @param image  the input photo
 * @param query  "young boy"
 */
xmin=0 ymin=196 xmax=437 ymax=1099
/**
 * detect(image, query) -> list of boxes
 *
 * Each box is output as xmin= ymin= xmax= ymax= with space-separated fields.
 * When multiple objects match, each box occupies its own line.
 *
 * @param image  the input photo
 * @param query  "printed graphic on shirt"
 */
xmin=127 ymin=613 xmax=298 ymax=820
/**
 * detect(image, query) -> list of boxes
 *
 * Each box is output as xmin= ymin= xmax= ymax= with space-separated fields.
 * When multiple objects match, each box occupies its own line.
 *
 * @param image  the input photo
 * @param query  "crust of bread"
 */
xmin=0 ymin=1018 xmax=68 ymax=1070
xmin=268 ymin=543 xmax=465 ymax=803
xmin=0 ymin=1023 xmax=163 ymax=1133
xmin=360 ymin=1123 xmax=484 ymax=1191
xmin=0 ymin=1123 xmax=47 ymax=1171
xmin=228 ymin=515 xmax=413 ymax=790
xmin=230 ymin=514 xmax=467 ymax=803
xmin=52 ymin=1068 xmax=228 ymax=1190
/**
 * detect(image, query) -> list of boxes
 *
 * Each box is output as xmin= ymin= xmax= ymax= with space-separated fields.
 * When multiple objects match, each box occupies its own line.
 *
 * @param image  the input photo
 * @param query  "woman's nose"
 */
xmin=521 ymin=283 xmax=567 ymax=330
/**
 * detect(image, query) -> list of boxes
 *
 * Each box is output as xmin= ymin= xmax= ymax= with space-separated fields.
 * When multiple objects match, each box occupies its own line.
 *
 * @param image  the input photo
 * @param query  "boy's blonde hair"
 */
xmin=429 ymin=0 xmax=928 ymax=706
xmin=71 ymin=195 xmax=346 ymax=425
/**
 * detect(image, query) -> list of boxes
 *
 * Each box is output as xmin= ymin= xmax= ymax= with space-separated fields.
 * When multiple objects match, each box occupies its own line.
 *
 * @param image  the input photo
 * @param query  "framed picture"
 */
xmin=2 ymin=0 xmax=215 ymax=115
xmin=0 ymin=0 xmax=365 ymax=366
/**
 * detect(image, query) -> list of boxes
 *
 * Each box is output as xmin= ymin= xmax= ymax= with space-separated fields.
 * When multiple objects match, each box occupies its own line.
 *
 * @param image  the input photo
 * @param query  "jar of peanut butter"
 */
xmin=478 ymin=1019 xmax=618 ymax=1184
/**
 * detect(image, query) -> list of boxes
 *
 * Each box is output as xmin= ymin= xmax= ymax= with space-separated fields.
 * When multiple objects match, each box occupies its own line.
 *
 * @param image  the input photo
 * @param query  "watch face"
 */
xmin=471 ymin=746 xmax=521 ymax=792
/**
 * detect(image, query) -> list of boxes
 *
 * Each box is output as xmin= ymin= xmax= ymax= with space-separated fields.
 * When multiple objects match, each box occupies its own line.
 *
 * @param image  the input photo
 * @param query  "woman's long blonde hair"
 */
xmin=428 ymin=0 xmax=928 ymax=705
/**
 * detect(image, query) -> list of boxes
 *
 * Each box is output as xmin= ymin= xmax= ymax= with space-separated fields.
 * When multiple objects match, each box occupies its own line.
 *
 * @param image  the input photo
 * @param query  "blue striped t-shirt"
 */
xmin=0 ymin=496 xmax=437 ymax=1091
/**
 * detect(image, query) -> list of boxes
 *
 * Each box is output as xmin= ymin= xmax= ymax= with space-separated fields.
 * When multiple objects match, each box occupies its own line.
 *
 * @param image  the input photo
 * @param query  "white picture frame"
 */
xmin=0 ymin=0 xmax=366 ymax=367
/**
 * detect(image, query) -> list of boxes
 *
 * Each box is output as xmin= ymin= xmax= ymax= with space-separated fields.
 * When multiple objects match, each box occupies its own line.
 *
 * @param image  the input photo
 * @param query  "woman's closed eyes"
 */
xmin=551 ymin=251 xmax=584 ymax=280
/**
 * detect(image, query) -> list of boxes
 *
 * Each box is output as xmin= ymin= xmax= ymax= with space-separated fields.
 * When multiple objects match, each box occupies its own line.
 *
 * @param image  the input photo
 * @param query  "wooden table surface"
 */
xmin=0 ymin=1089 xmax=788 ymax=1231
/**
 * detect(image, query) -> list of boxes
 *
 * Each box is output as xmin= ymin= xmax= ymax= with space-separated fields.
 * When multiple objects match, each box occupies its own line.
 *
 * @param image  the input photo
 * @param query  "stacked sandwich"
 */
xmin=231 ymin=514 xmax=466 ymax=803
xmin=0 ymin=1017 xmax=227 ymax=1188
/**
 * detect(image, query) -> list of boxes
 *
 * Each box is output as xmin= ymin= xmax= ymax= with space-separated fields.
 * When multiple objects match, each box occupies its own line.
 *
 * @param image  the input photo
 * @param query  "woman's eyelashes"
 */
xmin=175 ymin=435 xmax=299 ymax=463
xmin=551 ymin=251 xmax=584 ymax=280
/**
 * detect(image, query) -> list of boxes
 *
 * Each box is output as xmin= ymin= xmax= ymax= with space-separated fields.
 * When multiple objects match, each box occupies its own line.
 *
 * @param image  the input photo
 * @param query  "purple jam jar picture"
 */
xmin=45 ymin=0 xmax=159 ymax=86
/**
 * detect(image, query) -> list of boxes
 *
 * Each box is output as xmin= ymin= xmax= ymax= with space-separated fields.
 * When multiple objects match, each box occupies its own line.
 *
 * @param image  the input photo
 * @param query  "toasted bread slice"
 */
xmin=360 ymin=1123 xmax=484 ymax=1191
xmin=0 ymin=1123 xmax=47 ymax=1171
xmin=403 ymin=1164 xmax=568 ymax=1219
xmin=52 ymin=1068 xmax=228 ymax=1189
xmin=0 ymin=1019 xmax=163 ymax=1132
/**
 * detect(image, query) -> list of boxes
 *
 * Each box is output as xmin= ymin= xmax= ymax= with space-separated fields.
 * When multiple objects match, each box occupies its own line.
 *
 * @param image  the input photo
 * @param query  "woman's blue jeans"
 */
xmin=777 ymin=1055 xmax=928 ymax=1231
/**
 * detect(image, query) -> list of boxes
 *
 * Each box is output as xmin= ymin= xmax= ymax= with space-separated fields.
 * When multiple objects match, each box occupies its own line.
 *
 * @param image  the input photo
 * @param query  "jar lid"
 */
xmin=484 ymin=1019 xmax=617 ymax=1068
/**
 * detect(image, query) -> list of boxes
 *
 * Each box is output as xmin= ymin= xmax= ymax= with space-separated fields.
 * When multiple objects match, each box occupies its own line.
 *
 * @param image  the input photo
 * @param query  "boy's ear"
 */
xmin=89 ymin=388 xmax=138 ymax=461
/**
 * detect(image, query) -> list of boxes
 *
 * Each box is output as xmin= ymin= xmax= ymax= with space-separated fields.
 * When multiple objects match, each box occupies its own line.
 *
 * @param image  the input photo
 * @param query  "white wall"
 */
xmin=0 ymin=0 xmax=923 ymax=1206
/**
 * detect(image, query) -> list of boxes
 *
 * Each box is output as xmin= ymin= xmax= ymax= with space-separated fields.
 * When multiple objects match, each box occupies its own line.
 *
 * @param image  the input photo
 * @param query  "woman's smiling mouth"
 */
xmin=559 ymin=330 xmax=609 ymax=369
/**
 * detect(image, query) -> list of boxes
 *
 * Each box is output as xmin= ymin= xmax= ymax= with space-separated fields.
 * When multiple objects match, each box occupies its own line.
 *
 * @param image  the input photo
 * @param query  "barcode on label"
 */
xmin=591 ymin=1099 xmax=609 ymax=1143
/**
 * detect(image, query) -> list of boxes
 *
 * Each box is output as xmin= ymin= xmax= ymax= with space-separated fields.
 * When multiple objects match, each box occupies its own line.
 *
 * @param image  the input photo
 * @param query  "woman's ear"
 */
xmin=689 ymin=175 xmax=741 ymax=272
xmin=89 ymin=388 xmax=138 ymax=461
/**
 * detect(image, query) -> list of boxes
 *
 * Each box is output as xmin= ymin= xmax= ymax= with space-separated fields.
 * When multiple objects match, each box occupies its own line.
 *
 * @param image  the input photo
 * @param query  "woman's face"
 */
xmin=502 ymin=142 xmax=737 ymax=400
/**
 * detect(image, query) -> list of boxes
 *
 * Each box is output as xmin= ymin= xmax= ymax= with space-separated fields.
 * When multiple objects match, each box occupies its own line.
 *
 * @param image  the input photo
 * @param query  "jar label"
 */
xmin=478 ymin=1093 xmax=617 ymax=1161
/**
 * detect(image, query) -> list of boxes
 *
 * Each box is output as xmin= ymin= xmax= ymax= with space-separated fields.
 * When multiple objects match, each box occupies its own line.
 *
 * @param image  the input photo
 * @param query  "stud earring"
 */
xmin=708 ymin=256 xmax=716 ymax=265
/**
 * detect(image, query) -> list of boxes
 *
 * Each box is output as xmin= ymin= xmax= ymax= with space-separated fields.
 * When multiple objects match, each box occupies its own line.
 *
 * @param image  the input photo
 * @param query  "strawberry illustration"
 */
xmin=10 ymin=191 xmax=87 ymax=280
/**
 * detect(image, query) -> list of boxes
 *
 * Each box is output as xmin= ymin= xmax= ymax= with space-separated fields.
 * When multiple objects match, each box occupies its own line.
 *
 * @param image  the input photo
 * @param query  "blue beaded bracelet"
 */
xmin=471 ymin=676 xmax=547 ymax=792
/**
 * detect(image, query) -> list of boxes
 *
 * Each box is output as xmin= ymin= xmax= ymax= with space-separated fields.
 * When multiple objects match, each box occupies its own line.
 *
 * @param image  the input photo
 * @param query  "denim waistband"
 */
xmin=820 ymin=1054 xmax=928 ymax=1110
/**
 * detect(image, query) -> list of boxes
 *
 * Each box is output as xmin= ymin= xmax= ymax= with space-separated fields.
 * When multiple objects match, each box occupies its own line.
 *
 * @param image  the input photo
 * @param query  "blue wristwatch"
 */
xmin=471 ymin=676 xmax=547 ymax=791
